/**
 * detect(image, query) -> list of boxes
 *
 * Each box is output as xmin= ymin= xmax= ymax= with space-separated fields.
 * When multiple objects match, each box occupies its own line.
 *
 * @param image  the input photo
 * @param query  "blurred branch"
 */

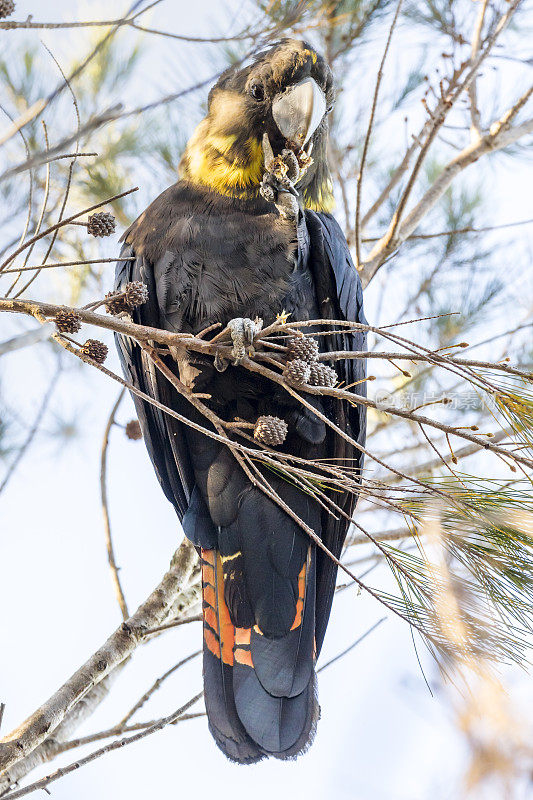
xmin=362 ymin=216 xmax=533 ymax=242
xmin=0 ymin=325 xmax=52 ymax=356
xmin=468 ymin=0 xmax=489 ymax=141
xmin=0 ymin=1 xmax=147 ymax=147
xmin=0 ymin=110 xmax=121 ymax=182
xmin=100 ymin=389 xmax=129 ymax=621
xmin=361 ymin=107 xmax=533 ymax=285
xmin=0 ymin=362 xmax=61 ymax=496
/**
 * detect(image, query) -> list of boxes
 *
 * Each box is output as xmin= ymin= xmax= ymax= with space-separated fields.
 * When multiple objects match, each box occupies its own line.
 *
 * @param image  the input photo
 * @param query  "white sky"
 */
xmin=1 ymin=2 xmax=532 ymax=799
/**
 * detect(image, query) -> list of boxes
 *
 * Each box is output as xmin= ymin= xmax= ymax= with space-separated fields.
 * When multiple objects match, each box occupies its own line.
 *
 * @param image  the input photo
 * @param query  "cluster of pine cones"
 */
xmin=252 ymin=333 xmax=337 ymax=448
xmin=105 ymin=281 xmax=149 ymax=316
xmin=282 ymin=334 xmax=337 ymax=388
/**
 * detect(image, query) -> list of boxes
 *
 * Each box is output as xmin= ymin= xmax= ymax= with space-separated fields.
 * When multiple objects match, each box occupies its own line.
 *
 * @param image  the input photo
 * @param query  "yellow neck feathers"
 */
xmin=179 ymin=120 xmax=264 ymax=199
xmin=180 ymin=117 xmax=335 ymax=212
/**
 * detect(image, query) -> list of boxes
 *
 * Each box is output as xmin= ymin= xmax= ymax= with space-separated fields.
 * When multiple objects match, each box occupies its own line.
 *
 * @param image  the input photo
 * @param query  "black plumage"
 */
xmin=115 ymin=39 xmax=366 ymax=763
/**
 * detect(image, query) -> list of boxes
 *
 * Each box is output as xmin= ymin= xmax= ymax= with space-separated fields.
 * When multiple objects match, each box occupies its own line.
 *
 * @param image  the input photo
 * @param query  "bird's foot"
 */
xmin=260 ymin=134 xmax=300 ymax=220
xmin=227 ymin=317 xmax=263 ymax=365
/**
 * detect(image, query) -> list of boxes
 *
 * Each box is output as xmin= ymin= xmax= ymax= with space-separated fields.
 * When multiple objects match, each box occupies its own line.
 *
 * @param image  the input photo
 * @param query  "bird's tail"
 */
xmin=200 ymin=547 xmax=319 ymax=763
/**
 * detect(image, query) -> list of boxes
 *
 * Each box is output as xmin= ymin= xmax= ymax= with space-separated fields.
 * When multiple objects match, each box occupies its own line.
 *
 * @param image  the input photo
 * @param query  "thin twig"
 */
xmin=142 ymin=614 xmax=203 ymax=636
xmin=0 ymin=694 xmax=203 ymax=800
xmin=0 ymin=363 xmax=61 ymax=496
xmin=354 ymin=0 xmax=403 ymax=267
xmin=317 ymin=617 xmax=386 ymax=672
xmin=101 ymin=389 xmax=129 ymax=621
xmin=0 ymin=187 xmax=138 ymax=272
xmin=50 ymin=713 xmax=206 ymax=755
xmin=0 ymin=540 xmax=197 ymax=775
xmin=118 ymin=651 xmax=201 ymax=728
xmin=361 ymin=216 xmax=533 ymax=243
xmin=1 ymin=257 xmax=134 ymax=275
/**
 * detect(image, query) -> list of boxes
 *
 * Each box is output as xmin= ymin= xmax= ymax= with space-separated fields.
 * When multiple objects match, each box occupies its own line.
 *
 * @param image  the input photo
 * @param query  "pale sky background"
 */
xmin=1 ymin=2 xmax=532 ymax=799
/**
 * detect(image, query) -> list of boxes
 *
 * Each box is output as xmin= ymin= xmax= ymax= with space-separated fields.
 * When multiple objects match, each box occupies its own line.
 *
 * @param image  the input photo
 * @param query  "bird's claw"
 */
xmin=227 ymin=317 xmax=263 ymax=364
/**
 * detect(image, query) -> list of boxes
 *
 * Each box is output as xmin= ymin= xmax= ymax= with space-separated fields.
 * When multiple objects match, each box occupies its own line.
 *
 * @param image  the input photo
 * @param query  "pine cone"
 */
xmin=124 ymin=281 xmax=149 ymax=308
xmin=254 ymin=415 xmax=288 ymax=447
xmin=87 ymin=212 xmax=116 ymax=238
xmin=283 ymin=359 xmax=311 ymax=386
xmin=125 ymin=420 xmax=142 ymax=441
xmin=286 ymin=335 xmax=319 ymax=363
xmin=309 ymin=362 xmax=337 ymax=388
xmin=54 ymin=309 xmax=81 ymax=334
xmin=104 ymin=291 xmax=129 ymax=316
xmin=0 ymin=0 xmax=15 ymax=19
xmin=81 ymin=339 xmax=108 ymax=364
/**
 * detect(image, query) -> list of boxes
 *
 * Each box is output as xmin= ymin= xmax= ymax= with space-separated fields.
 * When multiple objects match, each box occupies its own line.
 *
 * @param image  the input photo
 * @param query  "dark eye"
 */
xmin=250 ymin=83 xmax=265 ymax=101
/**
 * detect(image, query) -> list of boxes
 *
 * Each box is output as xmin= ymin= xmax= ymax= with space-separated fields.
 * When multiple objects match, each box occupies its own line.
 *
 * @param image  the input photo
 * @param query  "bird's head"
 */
xmin=179 ymin=39 xmax=335 ymax=211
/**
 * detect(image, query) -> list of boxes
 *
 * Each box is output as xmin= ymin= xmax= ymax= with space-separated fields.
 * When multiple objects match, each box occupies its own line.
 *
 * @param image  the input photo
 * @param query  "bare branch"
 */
xmin=0 ymin=1 xmax=148 ymax=147
xmin=0 ymin=694 xmax=203 ymax=800
xmin=0 ymin=326 xmax=52 ymax=356
xmin=51 ymin=712 xmax=205 ymax=755
xmin=359 ymin=0 xmax=528 ymax=286
xmin=1 ymin=257 xmax=134 ymax=275
xmin=362 ymin=217 xmax=533 ymax=242
xmin=354 ymin=0 xmax=403 ymax=267
xmin=468 ymin=0 xmax=489 ymax=141
xmin=0 ymin=111 xmax=121 ymax=182
xmin=361 ymin=108 xmax=533 ymax=285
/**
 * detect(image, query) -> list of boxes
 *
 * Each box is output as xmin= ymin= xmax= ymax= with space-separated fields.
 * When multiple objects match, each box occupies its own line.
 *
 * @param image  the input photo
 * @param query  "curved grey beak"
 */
xmin=272 ymin=77 xmax=326 ymax=146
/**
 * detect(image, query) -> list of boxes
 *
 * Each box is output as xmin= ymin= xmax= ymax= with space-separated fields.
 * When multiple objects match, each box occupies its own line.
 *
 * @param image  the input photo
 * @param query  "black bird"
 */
xmin=115 ymin=39 xmax=367 ymax=763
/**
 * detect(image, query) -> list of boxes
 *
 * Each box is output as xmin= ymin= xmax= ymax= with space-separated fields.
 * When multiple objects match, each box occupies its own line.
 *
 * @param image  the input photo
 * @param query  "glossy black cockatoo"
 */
xmin=115 ymin=39 xmax=367 ymax=763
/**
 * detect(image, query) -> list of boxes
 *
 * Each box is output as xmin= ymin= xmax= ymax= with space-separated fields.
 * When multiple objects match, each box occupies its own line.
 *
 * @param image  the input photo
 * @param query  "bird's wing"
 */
xmin=114 ymin=245 xmax=196 ymax=521
xmin=305 ymin=210 xmax=368 ymax=655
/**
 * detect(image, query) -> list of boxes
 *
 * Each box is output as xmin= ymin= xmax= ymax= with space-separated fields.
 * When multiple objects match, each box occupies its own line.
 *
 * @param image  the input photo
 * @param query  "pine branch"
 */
xmin=0 ymin=540 xmax=197 ymax=776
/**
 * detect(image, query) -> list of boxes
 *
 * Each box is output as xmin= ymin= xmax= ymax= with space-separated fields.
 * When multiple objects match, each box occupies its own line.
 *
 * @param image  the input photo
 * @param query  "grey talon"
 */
xmin=214 ymin=350 xmax=229 ymax=372
xmin=227 ymin=317 xmax=262 ymax=364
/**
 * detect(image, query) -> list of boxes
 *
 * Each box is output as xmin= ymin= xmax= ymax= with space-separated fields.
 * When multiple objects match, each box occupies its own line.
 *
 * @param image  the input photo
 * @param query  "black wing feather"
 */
xmin=114 ymin=244 xmax=194 ymax=519
xmin=305 ymin=210 xmax=367 ymax=656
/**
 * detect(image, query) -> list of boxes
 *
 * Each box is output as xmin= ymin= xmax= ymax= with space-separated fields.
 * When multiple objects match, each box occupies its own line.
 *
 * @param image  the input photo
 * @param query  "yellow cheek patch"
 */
xmin=183 ymin=121 xmax=264 ymax=197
